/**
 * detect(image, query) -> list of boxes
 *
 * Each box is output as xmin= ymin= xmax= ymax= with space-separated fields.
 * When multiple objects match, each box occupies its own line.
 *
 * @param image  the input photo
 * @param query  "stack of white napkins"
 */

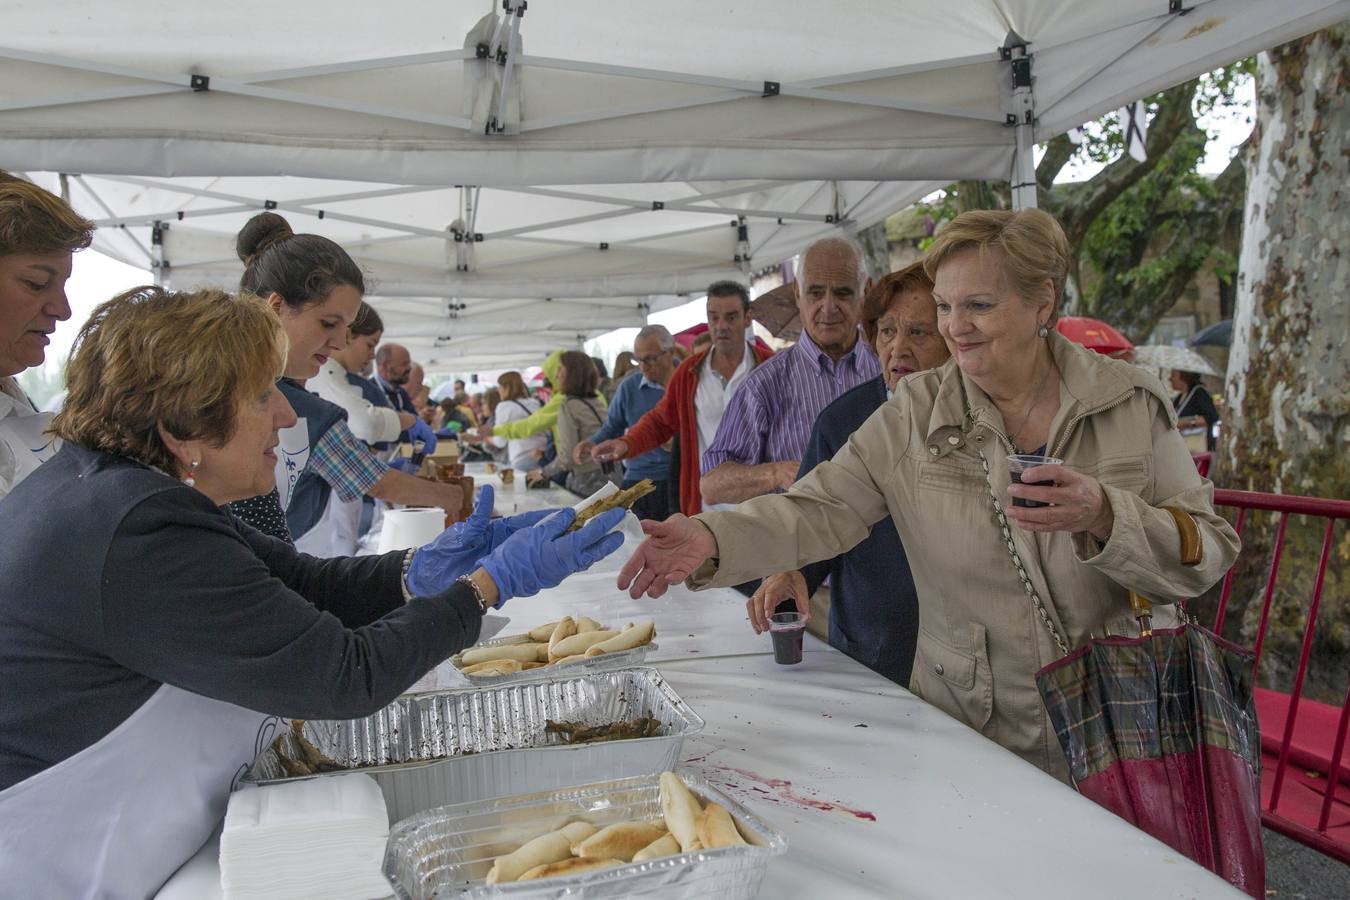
xmin=220 ymin=774 xmax=391 ymax=900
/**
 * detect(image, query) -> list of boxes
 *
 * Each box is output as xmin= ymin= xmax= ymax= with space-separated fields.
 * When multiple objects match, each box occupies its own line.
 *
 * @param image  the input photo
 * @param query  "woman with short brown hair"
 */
xmin=0 ymin=285 xmax=626 ymax=897
xmin=0 ymin=170 xmax=95 ymax=499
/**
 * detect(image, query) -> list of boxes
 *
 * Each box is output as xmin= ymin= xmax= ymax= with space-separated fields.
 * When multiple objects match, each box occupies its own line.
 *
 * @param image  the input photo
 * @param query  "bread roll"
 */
xmin=461 ymin=659 xmax=523 ymax=677
xmin=548 ymin=617 xmax=577 ymax=655
xmin=573 ymin=821 xmax=668 ymax=861
xmin=517 ymin=857 xmax=623 ymax=882
xmin=527 ymin=620 xmax=562 ymax=642
xmin=696 ymin=802 xmax=747 ymax=850
xmin=584 ymin=621 xmax=656 ymax=657
xmin=459 ymin=642 xmax=548 ymax=666
xmin=659 ymin=771 xmax=702 ymax=852
xmin=575 ymin=616 xmax=605 ymax=633
xmin=631 ymin=833 xmax=681 ymax=862
xmin=548 ymin=629 xmax=619 ymax=661
xmin=551 ymin=654 xmax=590 ymax=666
xmin=486 ymin=821 xmax=597 ymax=884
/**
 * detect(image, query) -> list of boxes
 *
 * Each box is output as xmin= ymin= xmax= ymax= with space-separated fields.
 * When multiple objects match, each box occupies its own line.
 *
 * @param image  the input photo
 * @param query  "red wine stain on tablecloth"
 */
xmin=689 ymin=756 xmax=876 ymax=823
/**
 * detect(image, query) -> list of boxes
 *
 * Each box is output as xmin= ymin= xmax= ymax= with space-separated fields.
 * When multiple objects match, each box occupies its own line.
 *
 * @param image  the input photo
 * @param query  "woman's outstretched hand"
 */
xmin=616 ymin=514 xmax=718 ymax=599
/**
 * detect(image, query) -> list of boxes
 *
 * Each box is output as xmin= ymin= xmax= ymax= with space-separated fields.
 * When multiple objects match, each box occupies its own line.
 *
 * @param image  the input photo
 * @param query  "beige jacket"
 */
xmin=692 ymin=334 xmax=1240 ymax=781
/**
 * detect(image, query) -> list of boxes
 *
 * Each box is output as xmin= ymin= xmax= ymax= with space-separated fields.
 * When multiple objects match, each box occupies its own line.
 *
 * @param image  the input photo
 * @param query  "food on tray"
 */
xmin=697 ymin=801 xmax=748 ymax=850
xmin=486 ymin=821 xmax=597 ymax=885
xmin=544 ymin=715 xmax=662 ymax=744
xmin=632 ymin=833 xmax=680 ymax=861
xmin=454 ymin=616 xmax=656 ymax=677
xmin=660 ymin=770 xmax=705 ymax=852
xmin=458 ymin=643 xmax=549 ymax=666
xmin=573 ymin=821 xmax=668 ymax=861
xmin=565 ymin=479 xmax=656 ymax=533
xmin=548 ymin=628 xmax=620 ymax=659
xmin=270 ymin=719 xmax=346 ymax=777
xmin=481 ymin=772 xmax=757 ymax=885
xmin=584 ymin=621 xmax=655 ymax=656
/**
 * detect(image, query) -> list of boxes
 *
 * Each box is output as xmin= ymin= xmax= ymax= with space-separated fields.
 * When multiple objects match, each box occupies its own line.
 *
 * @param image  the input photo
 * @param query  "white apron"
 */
xmin=0 ymin=384 xmax=58 ymax=501
xmin=0 ymin=684 xmax=274 ymax=899
xmin=273 ymin=418 xmax=311 ymax=512
xmin=294 ymin=493 xmax=362 ymax=558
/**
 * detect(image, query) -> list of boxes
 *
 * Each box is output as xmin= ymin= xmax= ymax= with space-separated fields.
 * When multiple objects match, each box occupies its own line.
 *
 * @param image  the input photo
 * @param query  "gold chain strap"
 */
xmin=977 ymin=449 xmax=1071 ymax=657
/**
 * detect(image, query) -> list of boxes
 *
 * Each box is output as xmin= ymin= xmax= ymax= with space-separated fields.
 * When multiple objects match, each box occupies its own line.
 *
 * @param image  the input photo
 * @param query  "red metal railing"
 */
xmin=1211 ymin=488 xmax=1350 ymax=863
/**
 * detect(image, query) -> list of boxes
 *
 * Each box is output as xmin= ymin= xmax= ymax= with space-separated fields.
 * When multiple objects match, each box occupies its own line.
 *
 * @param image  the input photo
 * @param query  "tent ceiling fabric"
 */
xmin=2 ymin=1 xmax=1343 ymax=185
xmin=5 ymin=1 xmax=1345 ymax=368
xmin=25 ymin=171 xmax=942 ymax=370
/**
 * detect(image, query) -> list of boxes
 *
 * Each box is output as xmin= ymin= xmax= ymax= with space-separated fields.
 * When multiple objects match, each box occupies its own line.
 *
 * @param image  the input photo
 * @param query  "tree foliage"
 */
xmin=916 ymin=61 xmax=1254 ymax=341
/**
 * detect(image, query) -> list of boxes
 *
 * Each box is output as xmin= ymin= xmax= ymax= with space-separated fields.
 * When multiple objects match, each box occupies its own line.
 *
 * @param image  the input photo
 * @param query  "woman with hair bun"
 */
xmin=227 ymin=212 xmax=460 ymax=555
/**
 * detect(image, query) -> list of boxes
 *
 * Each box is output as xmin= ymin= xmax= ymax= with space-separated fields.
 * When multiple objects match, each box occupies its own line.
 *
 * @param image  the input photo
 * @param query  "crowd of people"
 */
xmin=0 ymin=170 xmax=1241 ymax=893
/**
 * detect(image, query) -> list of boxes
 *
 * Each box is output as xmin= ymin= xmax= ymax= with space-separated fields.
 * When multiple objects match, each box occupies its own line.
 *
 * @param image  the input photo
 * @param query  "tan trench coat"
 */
xmin=691 ymin=334 xmax=1240 ymax=781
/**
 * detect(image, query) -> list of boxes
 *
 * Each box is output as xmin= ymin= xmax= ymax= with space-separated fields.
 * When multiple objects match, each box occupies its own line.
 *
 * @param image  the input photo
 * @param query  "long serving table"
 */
xmin=159 ymin=467 xmax=1244 ymax=899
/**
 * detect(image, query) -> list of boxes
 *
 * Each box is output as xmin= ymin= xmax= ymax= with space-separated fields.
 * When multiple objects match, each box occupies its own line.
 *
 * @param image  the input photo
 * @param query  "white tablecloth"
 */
xmin=160 ymin=475 xmax=1243 ymax=899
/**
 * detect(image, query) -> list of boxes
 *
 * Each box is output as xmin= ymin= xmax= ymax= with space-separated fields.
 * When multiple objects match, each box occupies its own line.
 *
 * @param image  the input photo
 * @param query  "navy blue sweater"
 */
xmin=0 ymin=444 xmax=482 ymax=790
xmin=798 ymin=376 xmax=919 ymax=685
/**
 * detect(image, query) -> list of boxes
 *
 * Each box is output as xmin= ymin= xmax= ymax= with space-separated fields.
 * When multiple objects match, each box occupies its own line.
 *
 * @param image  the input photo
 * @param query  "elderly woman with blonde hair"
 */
xmin=618 ymin=208 xmax=1239 ymax=782
xmin=0 ymin=286 xmax=626 ymax=897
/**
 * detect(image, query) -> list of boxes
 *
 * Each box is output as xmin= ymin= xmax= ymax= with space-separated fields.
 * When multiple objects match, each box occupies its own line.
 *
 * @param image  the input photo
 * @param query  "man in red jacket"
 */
xmin=590 ymin=281 xmax=772 ymax=515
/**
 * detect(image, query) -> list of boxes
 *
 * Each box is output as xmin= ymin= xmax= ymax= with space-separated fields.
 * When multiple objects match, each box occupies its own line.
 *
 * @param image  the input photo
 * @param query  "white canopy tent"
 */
xmin=4 ymin=0 xmax=1345 ymax=368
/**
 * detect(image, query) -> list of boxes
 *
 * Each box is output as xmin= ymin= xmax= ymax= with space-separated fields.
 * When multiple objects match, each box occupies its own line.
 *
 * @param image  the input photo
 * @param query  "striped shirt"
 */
xmin=701 ymin=328 xmax=879 ymax=471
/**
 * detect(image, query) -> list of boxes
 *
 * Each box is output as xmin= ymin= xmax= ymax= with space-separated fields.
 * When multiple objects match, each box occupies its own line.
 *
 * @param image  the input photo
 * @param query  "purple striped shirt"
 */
xmin=702 ymin=328 xmax=880 ymax=470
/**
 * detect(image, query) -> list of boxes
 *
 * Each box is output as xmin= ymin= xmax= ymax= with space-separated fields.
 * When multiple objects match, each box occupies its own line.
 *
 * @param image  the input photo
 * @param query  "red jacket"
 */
xmin=623 ymin=343 xmax=774 ymax=515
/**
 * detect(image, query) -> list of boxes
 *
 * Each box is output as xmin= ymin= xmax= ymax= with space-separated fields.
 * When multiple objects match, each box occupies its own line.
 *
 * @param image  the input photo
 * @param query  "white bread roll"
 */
xmin=486 ymin=821 xmax=597 ymax=884
xmin=583 ymin=621 xmax=656 ymax=657
xmin=696 ymin=802 xmax=747 ymax=850
xmin=659 ymin=771 xmax=702 ymax=852
xmin=517 ymin=857 xmax=623 ymax=881
xmin=459 ymin=642 xmax=548 ymax=666
xmin=572 ymin=821 xmax=667 ymax=861
xmin=548 ymin=629 xmax=619 ymax=661
xmin=631 ymin=833 xmax=681 ymax=862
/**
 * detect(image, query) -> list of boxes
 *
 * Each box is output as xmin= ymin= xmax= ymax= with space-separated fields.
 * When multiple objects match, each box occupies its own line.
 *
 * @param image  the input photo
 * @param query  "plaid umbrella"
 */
xmin=1036 ymin=621 xmax=1265 ymax=897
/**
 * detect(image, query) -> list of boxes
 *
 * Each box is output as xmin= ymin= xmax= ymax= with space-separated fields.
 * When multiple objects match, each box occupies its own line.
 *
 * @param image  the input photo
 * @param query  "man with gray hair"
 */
xmin=700 ymin=235 xmax=879 ymax=506
xmin=573 ymin=324 xmax=677 ymax=521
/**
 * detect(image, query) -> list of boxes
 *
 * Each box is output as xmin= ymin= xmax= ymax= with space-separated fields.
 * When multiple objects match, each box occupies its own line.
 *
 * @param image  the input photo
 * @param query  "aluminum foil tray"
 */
xmin=383 ymin=769 xmax=787 ymax=900
xmin=448 ymin=633 xmax=657 ymax=687
xmin=244 ymin=667 xmax=701 ymax=823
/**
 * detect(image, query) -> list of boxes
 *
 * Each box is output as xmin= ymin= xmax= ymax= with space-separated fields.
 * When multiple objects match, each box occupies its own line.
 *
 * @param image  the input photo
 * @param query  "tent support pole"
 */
xmin=1006 ymin=42 xmax=1038 ymax=211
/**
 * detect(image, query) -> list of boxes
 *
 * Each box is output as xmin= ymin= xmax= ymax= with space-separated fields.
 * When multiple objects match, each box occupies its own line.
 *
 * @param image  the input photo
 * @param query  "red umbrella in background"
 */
xmin=672 ymin=322 xmax=774 ymax=355
xmin=1056 ymin=316 xmax=1133 ymax=356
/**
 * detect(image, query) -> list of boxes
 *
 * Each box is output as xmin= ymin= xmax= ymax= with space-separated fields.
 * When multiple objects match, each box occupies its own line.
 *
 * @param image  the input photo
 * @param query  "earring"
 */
xmin=184 ymin=460 xmax=200 ymax=487
xmin=1037 ymin=323 xmax=1049 ymax=338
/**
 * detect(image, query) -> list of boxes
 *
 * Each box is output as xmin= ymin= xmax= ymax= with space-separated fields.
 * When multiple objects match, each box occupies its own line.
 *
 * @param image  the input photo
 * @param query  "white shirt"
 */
xmin=695 ymin=341 xmax=755 ymax=463
xmin=0 ymin=376 xmax=58 ymax=502
xmin=308 ymin=359 xmax=402 ymax=445
xmin=490 ymin=397 xmax=547 ymax=470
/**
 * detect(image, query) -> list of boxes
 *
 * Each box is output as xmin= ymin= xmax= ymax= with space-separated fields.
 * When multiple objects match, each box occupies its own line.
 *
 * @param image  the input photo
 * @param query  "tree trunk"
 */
xmin=854 ymin=220 xmax=892 ymax=281
xmin=1215 ymin=26 xmax=1349 ymax=690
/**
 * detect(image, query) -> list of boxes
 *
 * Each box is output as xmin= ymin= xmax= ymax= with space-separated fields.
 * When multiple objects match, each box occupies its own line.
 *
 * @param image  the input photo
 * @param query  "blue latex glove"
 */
xmin=405 ymin=486 xmax=559 ymax=596
xmin=480 ymin=506 xmax=626 ymax=604
xmin=388 ymin=457 xmax=418 ymax=473
xmin=407 ymin=417 xmax=437 ymax=455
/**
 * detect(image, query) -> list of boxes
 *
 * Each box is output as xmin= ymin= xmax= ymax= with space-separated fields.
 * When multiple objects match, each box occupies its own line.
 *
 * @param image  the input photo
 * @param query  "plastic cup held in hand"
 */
xmin=1006 ymin=454 xmax=1063 ymax=508
xmin=769 ymin=611 xmax=806 ymax=665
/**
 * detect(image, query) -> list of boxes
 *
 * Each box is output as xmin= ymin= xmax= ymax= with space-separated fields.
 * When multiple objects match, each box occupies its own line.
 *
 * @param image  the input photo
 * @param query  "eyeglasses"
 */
xmin=635 ymin=352 xmax=670 ymax=367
